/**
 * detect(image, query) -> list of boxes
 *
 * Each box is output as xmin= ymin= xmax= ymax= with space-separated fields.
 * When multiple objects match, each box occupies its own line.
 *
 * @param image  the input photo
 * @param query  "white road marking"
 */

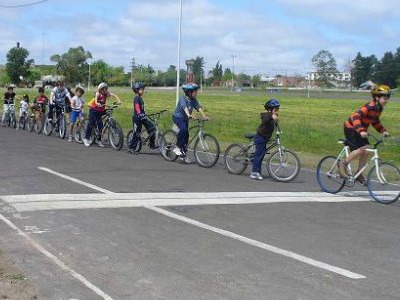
xmin=148 ymin=206 xmax=366 ymax=279
xmin=33 ymin=167 xmax=370 ymax=279
xmin=1 ymin=192 xmax=370 ymax=212
xmin=0 ymin=213 xmax=114 ymax=300
xmin=38 ymin=166 xmax=114 ymax=194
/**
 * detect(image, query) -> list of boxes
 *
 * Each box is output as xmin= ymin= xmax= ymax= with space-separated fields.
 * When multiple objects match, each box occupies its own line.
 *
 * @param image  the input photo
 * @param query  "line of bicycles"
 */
xmin=3 ymin=104 xmax=399 ymax=204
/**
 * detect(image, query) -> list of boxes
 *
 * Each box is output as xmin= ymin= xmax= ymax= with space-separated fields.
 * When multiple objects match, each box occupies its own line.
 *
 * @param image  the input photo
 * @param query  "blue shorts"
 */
xmin=70 ymin=111 xmax=82 ymax=124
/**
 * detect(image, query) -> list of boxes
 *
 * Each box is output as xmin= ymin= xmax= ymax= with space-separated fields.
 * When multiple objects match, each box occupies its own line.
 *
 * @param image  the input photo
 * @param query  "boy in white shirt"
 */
xmin=17 ymin=94 xmax=29 ymax=130
xmin=68 ymin=87 xmax=85 ymax=142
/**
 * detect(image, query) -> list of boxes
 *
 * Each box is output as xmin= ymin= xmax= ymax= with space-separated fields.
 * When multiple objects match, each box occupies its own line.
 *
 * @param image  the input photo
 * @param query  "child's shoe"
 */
xmin=250 ymin=172 xmax=263 ymax=180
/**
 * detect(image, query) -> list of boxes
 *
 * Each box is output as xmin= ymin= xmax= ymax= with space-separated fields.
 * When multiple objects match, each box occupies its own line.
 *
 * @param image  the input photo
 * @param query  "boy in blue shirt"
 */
xmin=172 ymin=83 xmax=209 ymax=163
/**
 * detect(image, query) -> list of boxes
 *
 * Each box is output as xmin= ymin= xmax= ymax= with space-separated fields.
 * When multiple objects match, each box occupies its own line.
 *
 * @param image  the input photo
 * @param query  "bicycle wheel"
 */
xmin=367 ymin=162 xmax=400 ymax=204
xmin=43 ymin=119 xmax=53 ymax=136
xmin=223 ymin=144 xmax=249 ymax=174
xmin=160 ymin=130 xmax=178 ymax=162
xmin=74 ymin=120 xmax=85 ymax=143
xmin=194 ymin=133 xmax=220 ymax=168
xmin=17 ymin=117 xmax=24 ymax=130
xmin=316 ymin=156 xmax=346 ymax=194
xmin=108 ymin=120 xmax=124 ymax=150
xmin=58 ymin=115 xmax=66 ymax=139
xmin=27 ymin=116 xmax=34 ymax=132
xmin=35 ymin=114 xmax=45 ymax=134
xmin=126 ymin=129 xmax=134 ymax=148
xmin=267 ymin=149 xmax=300 ymax=182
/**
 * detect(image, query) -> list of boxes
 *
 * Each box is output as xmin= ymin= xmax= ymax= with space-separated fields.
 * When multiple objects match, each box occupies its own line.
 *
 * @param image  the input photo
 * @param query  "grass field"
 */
xmin=6 ymin=87 xmax=400 ymax=168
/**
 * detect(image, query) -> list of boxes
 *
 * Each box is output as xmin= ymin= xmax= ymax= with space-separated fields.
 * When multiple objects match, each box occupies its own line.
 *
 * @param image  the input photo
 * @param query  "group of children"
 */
xmin=1 ymin=82 xmax=392 ymax=182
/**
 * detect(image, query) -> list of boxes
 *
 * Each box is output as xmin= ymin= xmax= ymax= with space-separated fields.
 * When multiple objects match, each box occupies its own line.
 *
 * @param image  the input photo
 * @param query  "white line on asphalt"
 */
xmin=147 ymin=206 xmax=366 ymax=279
xmin=30 ymin=166 xmax=367 ymax=280
xmin=0 ymin=213 xmax=114 ymax=300
xmin=1 ymin=192 xmax=370 ymax=212
xmin=38 ymin=166 xmax=114 ymax=194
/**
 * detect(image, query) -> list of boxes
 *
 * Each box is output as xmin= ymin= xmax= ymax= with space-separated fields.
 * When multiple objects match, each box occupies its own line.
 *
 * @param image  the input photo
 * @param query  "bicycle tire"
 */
xmin=267 ymin=149 xmax=301 ymax=182
xmin=223 ymin=143 xmax=249 ymax=175
xmin=194 ymin=133 xmax=220 ymax=168
xmin=17 ymin=117 xmax=24 ymax=130
xmin=316 ymin=156 xmax=346 ymax=194
xmin=43 ymin=120 xmax=53 ymax=136
xmin=367 ymin=162 xmax=400 ymax=204
xmin=27 ymin=117 xmax=34 ymax=132
xmin=74 ymin=120 xmax=85 ymax=143
xmin=126 ymin=129 xmax=134 ymax=148
xmin=160 ymin=130 xmax=178 ymax=162
xmin=58 ymin=114 xmax=66 ymax=139
xmin=35 ymin=114 xmax=45 ymax=134
xmin=108 ymin=120 xmax=124 ymax=151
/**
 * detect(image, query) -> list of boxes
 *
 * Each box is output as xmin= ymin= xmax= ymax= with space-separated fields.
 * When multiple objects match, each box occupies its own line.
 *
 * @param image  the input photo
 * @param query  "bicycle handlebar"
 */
xmin=147 ymin=109 xmax=167 ymax=118
xmin=368 ymin=133 xmax=387 ymax=148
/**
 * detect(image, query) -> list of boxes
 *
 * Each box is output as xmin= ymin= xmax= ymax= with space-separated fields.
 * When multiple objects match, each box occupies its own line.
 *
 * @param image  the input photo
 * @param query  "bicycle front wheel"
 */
xmin=267 ymin=149 xmax=300 ymax=182
xmin=108 ymin=121 xmax=124 ymax=151
xmin=43 ymin=120 xmax=53 ymax=136
xmin=58 ymin=115 xmax=66 ymax=139
xmin=35 ymin=114 xmax=45 ymax=134
xmin=160 ymin=130 xmax=178 ymax=162
xmin=194 ymin=133 xmax=220 ymax=168
xmin=316 ymin=156 xmax=346 ymax=194
xmin=74 ymin=120 xmax=85 ymax=143
xmin=223 ymin=144 xmax=249 ymax=175
xmin=367 ymin=162 xmax=400 ymax=204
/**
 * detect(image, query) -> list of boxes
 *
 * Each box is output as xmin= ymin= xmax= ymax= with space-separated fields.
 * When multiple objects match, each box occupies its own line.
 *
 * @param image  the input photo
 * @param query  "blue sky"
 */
xmin=1 ymin=0 xmax=400 ymax=75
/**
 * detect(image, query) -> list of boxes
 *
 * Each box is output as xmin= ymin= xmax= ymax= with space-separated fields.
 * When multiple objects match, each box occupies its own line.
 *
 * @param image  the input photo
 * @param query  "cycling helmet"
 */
xmin=264 ymin=99 xmax=280 ymax=110
xmin=75 ymin=86 xmax=85 ymax=95
xmin=371 ymin=84 xmax=391 ymax=98
xmin=97 ymin=82 xmax=108 ymax=91
xmin=132 ymin=82 xmax=145 ymax=92
xmin=182 ymin=83 xmax=200 ymax=97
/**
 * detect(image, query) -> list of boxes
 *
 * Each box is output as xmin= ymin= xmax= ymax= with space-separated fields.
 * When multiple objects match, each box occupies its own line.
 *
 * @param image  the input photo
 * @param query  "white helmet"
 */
xmin=97 ymin=82 xmax=108 ymax=91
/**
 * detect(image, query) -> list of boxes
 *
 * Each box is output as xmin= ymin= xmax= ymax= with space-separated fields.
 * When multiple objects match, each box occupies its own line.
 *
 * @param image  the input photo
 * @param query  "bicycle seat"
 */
xmin=244 ymin=133 xmax=256 ymax=140
xmin=337 ymin=138 xmax=350 ymax=146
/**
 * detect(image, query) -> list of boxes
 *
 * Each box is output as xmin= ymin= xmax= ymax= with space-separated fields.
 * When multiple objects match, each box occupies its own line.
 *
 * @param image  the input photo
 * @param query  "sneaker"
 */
xmin=356 ymin=174 xmax=366 ymax=185
xmin=173 ymin=147 xmax=183 ymax=156
xmin=250 ymin=172 xmax=263 ymax=180
xmin=95 ymin=140 xmax=105 ymax=148
xmin=68 ymin=135 xmax=73 ymax=142
xmin=337 ymin=160 xmax=348 ymax=178
xmin=127 ymin=148 xmax=139 ymax=155
xmin=180 ymin=156 xmax=191 ymax=164
xmin=83 ymin=138 xmax=90 ymax=147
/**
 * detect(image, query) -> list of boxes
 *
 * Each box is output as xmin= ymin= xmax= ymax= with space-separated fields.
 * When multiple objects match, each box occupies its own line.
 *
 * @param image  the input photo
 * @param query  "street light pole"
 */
xmin=176 ymin=0 xmax=183 ymax=105
xmin=231 ymin=54 xmax=236 ymax=92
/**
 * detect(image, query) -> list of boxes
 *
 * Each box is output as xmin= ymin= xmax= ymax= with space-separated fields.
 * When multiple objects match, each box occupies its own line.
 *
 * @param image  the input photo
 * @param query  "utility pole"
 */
xmin=130 ymin=58 xmax=136 ymax=87
xmin=231 ymin=54 xmax=237 ymax=92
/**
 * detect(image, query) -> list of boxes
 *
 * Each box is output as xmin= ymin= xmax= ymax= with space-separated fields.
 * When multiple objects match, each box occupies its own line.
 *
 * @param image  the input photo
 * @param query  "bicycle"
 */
xmin=160 ymin=118 xmax=220 ymax=168
xmin=2 ymin=102 xmax=17 ymax=128
xmin=43 ymin=104 xmax=67 ymax=139
xmin=223 ymin=125 xmax=300 ymax=182
xmin=316 ymin=134 xmax=400 ymax=204
xmin=73 ymin=112 xmax=86 ymax=144
xmin=87 ymin=104 xmax=124 ymax=151
xmin=126 ymin=109 xmax=167 ymax=152
xmin=17 ymin=110 xmax=29 ymax=130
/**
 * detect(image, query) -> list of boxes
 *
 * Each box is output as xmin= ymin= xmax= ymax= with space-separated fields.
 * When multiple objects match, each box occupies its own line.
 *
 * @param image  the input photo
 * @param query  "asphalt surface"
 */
xmin=0 ymin=126 xmax=399 ymax=299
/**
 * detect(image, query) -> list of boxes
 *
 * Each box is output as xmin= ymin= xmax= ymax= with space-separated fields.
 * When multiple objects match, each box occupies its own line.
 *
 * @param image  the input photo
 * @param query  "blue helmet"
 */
xmin=182 ymin=82 xmax=199 ymax=92
xmin=264 ymin=99 xmax=280 ymax=110
xmin=132 ymin=82 xmax=145 ymax=92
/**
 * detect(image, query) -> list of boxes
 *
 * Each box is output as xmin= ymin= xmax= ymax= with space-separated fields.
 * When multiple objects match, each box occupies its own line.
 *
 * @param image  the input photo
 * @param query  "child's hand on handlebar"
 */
xmin=383 ymin=131 xmax=390 ymax=137
xmin=360 ymin=131 xmax=368 ymax=138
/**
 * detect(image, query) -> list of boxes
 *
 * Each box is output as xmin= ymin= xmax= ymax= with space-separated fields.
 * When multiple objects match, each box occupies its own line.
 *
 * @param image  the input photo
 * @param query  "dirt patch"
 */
xmin=0 ymin=251 xmax=38 ymax=300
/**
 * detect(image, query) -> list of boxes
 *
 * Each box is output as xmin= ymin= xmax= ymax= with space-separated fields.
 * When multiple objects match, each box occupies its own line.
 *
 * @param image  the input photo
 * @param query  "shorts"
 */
xmin=70 ymin=111 xmax=82 ymax=124
xmin=344 ymin=126 xmax=369 ymax=151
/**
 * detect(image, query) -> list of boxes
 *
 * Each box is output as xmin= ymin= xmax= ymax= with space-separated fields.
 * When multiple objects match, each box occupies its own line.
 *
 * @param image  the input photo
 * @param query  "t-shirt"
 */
xmin=90 ymin=91 xmax=110 ymax=112
xmin=173 ymin=96 xmax=201 ymax=120
xmin=133 ymin=96 xmax=145 ymax=117
xmin=4 ymin=92 xmax=16 ymax=104
xmin=20 ymin=100 xmax=29 ymax=113
xmin=34 ymin=95 xmax=49 ymax=105
xmin=256 ymin=112 xmax=275 ymax=139
xmin=71 ymin=95 xmax=84 ymax=112
xmin=51 ymin=87 xmax=71 ymax=106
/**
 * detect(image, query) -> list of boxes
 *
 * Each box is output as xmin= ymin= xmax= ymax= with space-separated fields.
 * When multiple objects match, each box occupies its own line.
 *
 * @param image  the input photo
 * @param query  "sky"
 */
xmin=1 ymin=0 xmax=400 ymax=76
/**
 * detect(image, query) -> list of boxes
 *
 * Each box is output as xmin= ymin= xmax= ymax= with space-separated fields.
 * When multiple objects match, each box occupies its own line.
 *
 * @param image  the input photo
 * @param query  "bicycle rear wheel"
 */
xmin=160 ymin=130 xmax=178 ymax=161
xmin=316 ymin=156 xmax=346 ymax=194
xmin=223 ymin=144 xmax=249 ymax=174
xmin=267 ymin=149 xmax=300 ymax=182
xmin=194 ymin=133 xmax=220 ymax=168
xmin=367 ymin=162 xmax=400 ymax=204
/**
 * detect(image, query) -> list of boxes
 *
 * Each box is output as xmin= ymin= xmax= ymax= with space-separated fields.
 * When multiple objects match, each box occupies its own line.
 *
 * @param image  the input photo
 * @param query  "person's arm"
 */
xmin=198 ymin=107 xmax=209 ymax=120
xmin=49 ymin=90 xmax=55 ymax=105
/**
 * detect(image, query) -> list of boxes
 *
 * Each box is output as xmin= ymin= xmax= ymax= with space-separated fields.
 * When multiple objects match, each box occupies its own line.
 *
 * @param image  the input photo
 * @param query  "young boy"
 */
xmin=250 ymin=99 xmax=280 ymax=180
xmin=172 ymin=82 xmax=209 ymax=163
xmin=2 ymin=86 xmax=16 ymax=126
xmin=338 ymin=84 xmax=391 ymax=184
xmin=69 ymin=87 xmax=85 ymax=142
xmin=17 ymin=94 xmax=29 ymax=129
xmin=127 ymin=82 xmax=156 ymax=154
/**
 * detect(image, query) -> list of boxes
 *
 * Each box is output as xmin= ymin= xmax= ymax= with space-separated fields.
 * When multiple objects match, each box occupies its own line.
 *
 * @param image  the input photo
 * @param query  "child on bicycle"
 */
xmin=250 ymin=99 xmax=280 ymax=180
xmin=83 ymin=82 xmax=122 ymax=147
xmin=172 ymin=82 xmax=209 ymax=163
xmin=69 ymin=87 xmax=85 ymax=142
xmin=338 ymin=84 xmax=391 ymax=184
xmin=32 ymin=87 xmax=48 ymax=120
xmin=127 ymin=82 xmax=156 ymax=154
xmin=2 ymin=86 xmax=16 ymax=126
xmin=17 ymin=94 xmax=29 ymax=129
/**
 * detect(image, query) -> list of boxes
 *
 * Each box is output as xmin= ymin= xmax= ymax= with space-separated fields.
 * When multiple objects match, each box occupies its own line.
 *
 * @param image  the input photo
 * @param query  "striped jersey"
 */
xmin=344 ymin=100 xmax=386 ymax=134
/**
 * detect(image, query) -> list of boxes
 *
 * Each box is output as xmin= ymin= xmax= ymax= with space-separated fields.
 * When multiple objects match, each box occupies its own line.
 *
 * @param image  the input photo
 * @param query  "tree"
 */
xmin=6 ymin=45 xmax=34 ymax=85
xmin=50 ymin=46 xmax=92 ymax=85
xmin=311 ymin=50 xmax=338 ymax=87
xmin=352 ymin=52 xmax=378 ymax=88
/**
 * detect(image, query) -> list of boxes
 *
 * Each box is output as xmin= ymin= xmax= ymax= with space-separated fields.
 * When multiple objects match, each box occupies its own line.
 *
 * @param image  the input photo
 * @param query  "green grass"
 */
xmin=10 ymin=87 xmax=400 ymax=168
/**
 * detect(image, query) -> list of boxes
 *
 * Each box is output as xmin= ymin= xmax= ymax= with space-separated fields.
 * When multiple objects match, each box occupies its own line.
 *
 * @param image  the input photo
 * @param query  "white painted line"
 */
xmin=1 ymin=192 xmax=370 ymax=212
xmin=0 ymin=213 xmax=114 ymax=300
xmin=147 ymin=206 xmax=366 ymax=280
xmin=38 ymin=167 xmax=114 ymax=194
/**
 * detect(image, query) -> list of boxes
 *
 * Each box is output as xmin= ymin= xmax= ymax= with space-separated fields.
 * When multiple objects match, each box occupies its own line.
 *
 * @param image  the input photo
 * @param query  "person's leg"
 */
xmin=173 ymin=117 xmax=189 ymax=150
xmin=251 ymin=134 xmax=267 ymax=177
xmin=84 ymin=109 xmax=96 ymax=140
xmin=47 ymin=104 xmax=54 ymax=120
xmin=143 ymin=118 xmax=156 ymax=148
xmin=129 ymin=117 xmax=142 ymax=150
xmin=2 ymin=104 xmax=8 ymax=125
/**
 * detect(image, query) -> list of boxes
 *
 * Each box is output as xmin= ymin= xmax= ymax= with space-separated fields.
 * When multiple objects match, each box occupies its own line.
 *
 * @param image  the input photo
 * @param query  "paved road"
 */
xmin=0 ymin=127 xmax=399 ymax=299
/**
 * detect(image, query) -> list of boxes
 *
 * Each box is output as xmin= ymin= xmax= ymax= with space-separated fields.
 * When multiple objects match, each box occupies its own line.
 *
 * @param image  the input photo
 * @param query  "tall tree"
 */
xmin=6 ymin=45 xmax=34 ymax=85
xmin=311 ymin=50 xmax=338 ymax=87
xmin=50 ymin=46 xmax=92 ymax=85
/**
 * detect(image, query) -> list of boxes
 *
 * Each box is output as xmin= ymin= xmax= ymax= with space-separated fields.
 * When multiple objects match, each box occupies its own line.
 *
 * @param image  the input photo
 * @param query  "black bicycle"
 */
xmin=43 ymin=104 xmax=67 ymax=139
